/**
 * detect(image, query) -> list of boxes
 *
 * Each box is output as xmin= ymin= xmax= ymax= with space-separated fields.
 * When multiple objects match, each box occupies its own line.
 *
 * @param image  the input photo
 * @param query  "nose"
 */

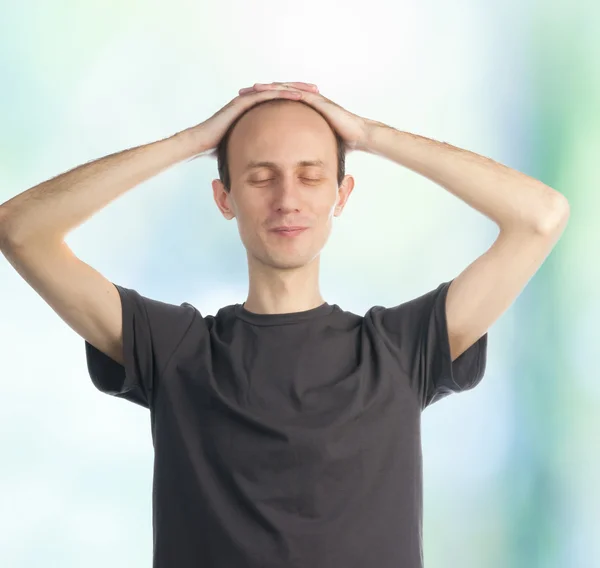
xmin=270 ymin=179 xmax=304 ymax=212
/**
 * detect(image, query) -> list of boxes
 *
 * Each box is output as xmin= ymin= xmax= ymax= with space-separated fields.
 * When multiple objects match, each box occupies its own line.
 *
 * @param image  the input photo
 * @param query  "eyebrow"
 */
xmin=244 ymin=159 xmax=326 ymax=172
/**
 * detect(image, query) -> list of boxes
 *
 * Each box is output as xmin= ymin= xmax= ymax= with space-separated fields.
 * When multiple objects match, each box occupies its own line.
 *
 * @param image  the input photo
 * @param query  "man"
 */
xmin=0 ymin=81 xmax=570 ymax=567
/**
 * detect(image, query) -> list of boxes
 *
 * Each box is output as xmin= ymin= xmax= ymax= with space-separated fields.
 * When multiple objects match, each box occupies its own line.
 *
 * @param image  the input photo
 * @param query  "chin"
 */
xmin=254 ymin=248 xmax=321 ymax=271
xmin=266 ymin=255 xmax=314 ymax=270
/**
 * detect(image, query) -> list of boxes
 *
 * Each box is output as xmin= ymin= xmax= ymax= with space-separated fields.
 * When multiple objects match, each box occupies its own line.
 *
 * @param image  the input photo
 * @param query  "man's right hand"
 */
xmin=180 ymin=83 xmax=318 ymax=157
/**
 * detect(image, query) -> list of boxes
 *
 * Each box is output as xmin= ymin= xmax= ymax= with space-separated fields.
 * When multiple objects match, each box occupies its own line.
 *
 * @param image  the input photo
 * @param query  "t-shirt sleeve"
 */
xmin=85 ymin=283 xmax=197 ymax=409
xmin=369 ymin=279 xmax=488 ymax=410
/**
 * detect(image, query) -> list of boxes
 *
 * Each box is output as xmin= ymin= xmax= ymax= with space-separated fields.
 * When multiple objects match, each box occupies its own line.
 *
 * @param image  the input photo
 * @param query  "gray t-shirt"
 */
xmin=85 ymin=279 xmax=487 ymax=568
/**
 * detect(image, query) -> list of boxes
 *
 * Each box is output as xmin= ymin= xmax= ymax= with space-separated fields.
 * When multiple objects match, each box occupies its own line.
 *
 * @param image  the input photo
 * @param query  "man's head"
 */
xmin=211 ymin=99 xmax=355 ymax=271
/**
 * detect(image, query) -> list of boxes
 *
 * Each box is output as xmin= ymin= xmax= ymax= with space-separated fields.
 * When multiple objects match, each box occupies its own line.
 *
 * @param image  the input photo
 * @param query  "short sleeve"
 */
xmin=369 ymin=279 xmax=488 ymax=410
xmin=85 ymin=283 xmax=197 ymax=409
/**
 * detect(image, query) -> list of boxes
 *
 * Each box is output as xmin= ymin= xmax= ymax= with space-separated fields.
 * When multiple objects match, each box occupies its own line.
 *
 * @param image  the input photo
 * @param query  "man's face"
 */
xmin=212 ymin=100 xmax=354 ymax=271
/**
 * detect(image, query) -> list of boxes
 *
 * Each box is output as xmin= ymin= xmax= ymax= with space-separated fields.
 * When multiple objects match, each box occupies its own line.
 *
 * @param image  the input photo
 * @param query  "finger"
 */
xmin=251 ymin=82 xmax=318 ymax=92
xmin=238 ymin=87 xmax=307 ymax=99
xmin=238 ymin=89 xmax=303 ymax=104
xmin=238 ymin=85 xmax=278 ymax=94
xmin=239 ymin=87 xmax=298 ymax=96
xmin=287 ymin=82 xmax=319 ymax=92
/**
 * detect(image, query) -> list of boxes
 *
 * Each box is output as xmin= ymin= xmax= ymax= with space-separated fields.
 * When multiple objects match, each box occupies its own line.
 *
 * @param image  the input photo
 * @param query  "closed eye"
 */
xmin=251 ymin=178 xmax=321 ymax=183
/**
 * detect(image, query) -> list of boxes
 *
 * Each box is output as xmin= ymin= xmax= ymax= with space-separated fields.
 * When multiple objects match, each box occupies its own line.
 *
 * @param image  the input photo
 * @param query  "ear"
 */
xmin=212 ymin=179 xmax=236 ymax=220
xmin=334 ymin=175 xmax=355 ymax=217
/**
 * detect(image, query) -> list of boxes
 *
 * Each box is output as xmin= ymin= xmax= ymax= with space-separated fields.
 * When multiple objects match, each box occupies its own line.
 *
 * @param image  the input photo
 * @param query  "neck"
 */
xmin=243 ymin=255 xmax=325 ymax=315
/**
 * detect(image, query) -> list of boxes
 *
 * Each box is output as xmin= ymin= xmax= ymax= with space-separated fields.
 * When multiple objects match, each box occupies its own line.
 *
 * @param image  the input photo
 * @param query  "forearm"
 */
xmin=363 ymin=122 xmax=569 ymax=233
xmin=0 ymin=131 xmax=199 ymax=246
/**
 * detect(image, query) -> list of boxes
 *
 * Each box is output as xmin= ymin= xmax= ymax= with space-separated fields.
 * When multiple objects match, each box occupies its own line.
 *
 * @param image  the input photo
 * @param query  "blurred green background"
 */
xmin=0 ymin=0 xmax=595 ymax=566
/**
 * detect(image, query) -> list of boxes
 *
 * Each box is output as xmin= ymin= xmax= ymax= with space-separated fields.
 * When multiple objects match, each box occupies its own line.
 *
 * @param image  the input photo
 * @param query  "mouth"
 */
xmin=269 ymin=227 xmax=308 ymax=237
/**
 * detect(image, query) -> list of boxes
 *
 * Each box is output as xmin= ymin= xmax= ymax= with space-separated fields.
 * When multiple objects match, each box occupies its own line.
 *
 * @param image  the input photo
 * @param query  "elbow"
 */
xmin=535 ymin=194 xmax=571 ymax=235
xmin=0 ymin=205 xmax=27 ymax=250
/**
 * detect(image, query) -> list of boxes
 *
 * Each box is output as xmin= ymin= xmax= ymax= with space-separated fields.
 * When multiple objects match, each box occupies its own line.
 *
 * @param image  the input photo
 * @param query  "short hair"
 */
xmin=213 ymin=99 xmax=347 ymax=193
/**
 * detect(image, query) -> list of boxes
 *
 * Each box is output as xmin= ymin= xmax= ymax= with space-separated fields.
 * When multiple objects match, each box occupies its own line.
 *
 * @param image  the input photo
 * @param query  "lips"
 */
xmin=269 ymin=226 xmax=308 ymax=237
xmin=271 ymin=226 xmax=307 ymax=231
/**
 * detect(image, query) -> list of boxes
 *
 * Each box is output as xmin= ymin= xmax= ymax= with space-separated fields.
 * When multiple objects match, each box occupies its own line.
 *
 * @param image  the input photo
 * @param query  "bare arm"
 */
xmin=0 ymin=238 xmax=128 ymax=364
xmin=0 ymin=132 xmax=198 ymax=246
xmin=0 ymin=131 xmax=202 ymax=365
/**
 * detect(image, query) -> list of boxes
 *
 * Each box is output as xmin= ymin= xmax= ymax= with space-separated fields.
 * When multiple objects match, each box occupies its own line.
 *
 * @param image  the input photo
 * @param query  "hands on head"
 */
xmin=183 ymin=81 xmax=371 ymax=158
xmin=183 ymin=82 xmax=320 ymax=158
